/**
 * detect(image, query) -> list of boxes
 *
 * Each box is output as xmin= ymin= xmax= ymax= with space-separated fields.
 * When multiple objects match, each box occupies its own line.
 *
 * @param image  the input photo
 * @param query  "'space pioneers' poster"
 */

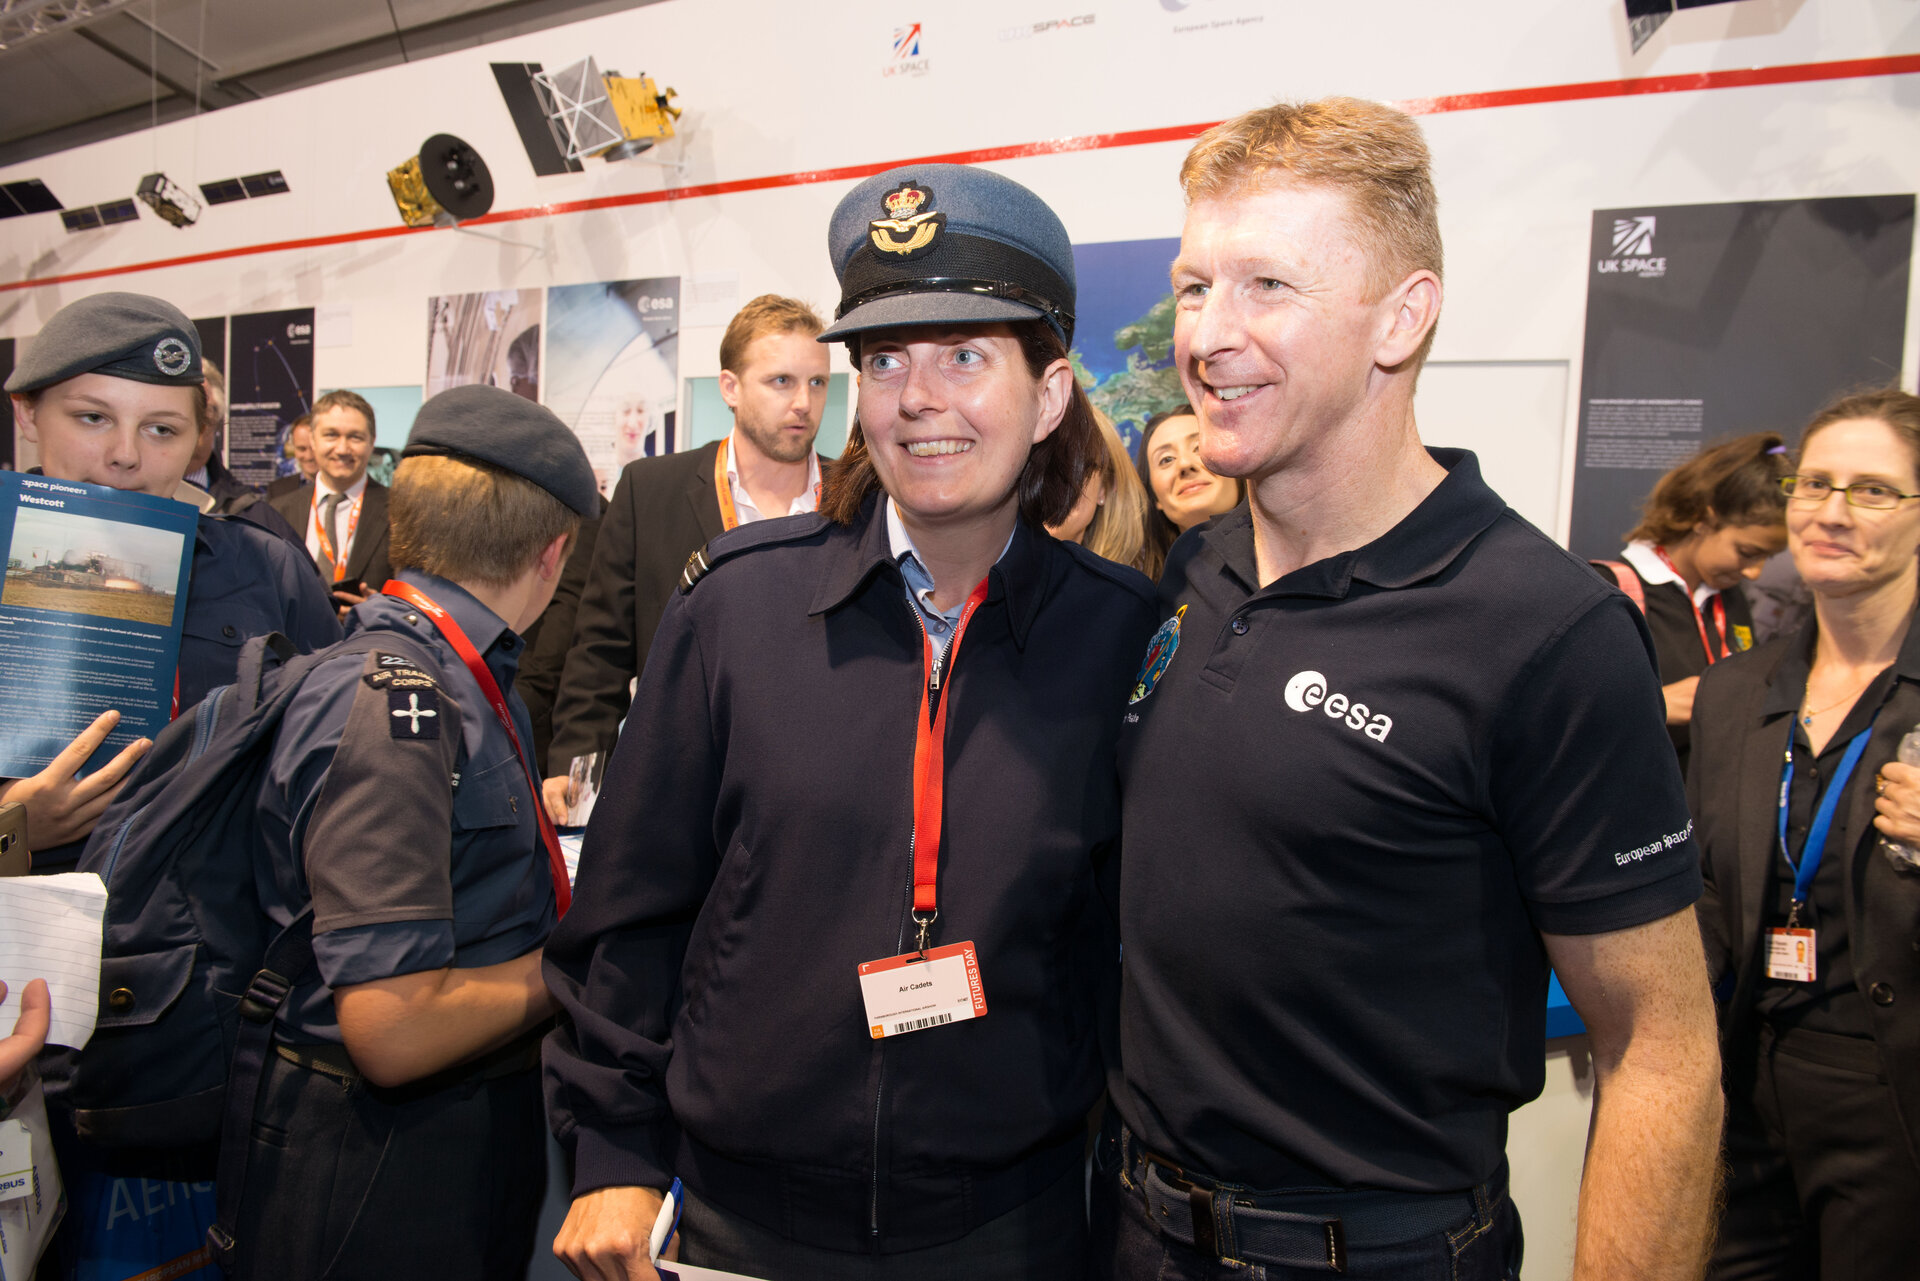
xmin=1568 ymin=196 xmax=1913 ymax=561
xmin=544 ymin=278 xmax=680 ymax=498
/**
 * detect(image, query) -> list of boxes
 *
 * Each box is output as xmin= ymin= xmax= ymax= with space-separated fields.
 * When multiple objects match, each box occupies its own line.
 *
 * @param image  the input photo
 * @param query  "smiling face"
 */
xmin=1787 ymin=416 xmax=1920 ymax=600
xmin=722 ymin=329 xmax=829 ymax=466
xmin=1144 ymin=413 xmax=1239 ymax=531
xmin=13 ymin=373 xmax=199 ymax=497
xmin=856 ymin=324 xmax=1068 ymax=534
xmin=1171 ymin=178 xmax=1431 ymax=483
xmin=289 ymin=422 xmax=316 ymax=478
xmin=312 ymin=405 xmax=374 ymax=489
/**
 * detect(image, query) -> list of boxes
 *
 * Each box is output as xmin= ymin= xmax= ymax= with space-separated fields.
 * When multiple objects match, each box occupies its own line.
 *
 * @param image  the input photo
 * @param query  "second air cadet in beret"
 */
xmin=226 ymin=384 xmax=593 ymax=1278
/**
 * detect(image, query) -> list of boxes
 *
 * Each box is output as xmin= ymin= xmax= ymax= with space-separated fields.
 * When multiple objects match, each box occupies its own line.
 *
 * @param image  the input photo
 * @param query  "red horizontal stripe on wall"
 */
xmin=6 ymin=52 xmax=1920 ymax=293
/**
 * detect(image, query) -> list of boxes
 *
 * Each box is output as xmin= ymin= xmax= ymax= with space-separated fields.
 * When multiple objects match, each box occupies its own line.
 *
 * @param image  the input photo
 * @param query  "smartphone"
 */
xmin=0 ymin=801 xmax=28 ymax=877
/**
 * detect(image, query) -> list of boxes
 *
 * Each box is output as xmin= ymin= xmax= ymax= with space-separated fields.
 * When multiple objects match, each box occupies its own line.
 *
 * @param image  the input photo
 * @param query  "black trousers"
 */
xmin=1709 ymin=1023 xmax=1920 ymax=1280
xmin=679 ymin=1157 xmax=1088 ymax=1280
xmin=229 ymin=1050 xmax=546 ymax=1281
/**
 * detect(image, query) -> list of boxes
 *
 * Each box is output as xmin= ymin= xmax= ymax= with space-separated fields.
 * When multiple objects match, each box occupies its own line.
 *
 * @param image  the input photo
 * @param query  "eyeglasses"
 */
xmin=1779 ymin=475 xmax=1920 ymax=510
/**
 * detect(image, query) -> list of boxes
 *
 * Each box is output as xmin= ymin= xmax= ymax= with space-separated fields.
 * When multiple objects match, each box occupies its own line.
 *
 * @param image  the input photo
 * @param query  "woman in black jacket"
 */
xmin=545 ymin=163 xmax=1157 ymax=1281
xmin=1689 ymin=388 xmax=1920 ymax=1278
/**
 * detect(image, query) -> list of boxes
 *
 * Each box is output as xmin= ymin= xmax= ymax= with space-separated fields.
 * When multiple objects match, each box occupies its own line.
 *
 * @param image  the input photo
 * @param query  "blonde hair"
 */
xmin=1180 ymin=96 xmax=1442 ymax=364
xmin=389 ymin=455 xmax=578 ymax=589
xmin=719 ymin=295 xmax=824 ymax=374
xmin=1080 ymin=410 xmax=1150 ymax=571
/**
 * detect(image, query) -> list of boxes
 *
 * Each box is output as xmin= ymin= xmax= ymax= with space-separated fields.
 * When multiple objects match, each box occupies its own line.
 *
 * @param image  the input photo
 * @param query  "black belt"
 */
xmin=274 ymin=1034 xmax=541 ymax=1089
xmin=1122 ymin=1126 xmax=1499 ymax=1273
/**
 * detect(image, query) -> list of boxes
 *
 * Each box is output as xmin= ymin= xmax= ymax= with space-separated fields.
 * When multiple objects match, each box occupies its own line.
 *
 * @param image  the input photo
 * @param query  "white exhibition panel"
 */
xmin=5 ymin=1 xmax=1917 ymax=1273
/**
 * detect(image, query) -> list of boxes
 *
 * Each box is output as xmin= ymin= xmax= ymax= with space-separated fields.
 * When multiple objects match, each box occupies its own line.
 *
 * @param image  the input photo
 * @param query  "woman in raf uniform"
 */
xmin=545 ymin=164 xmax=1158 ymax=1281
xmin=3 ymin=292 xmax=339 ymax=858
xmin=1689 ymin=388 xmax=1920 ymax=1278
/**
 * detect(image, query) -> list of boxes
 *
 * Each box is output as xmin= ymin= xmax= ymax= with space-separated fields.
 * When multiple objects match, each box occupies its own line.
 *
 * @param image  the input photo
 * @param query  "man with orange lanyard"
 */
xmin=544 ymin=294 xmax=830 ymax=821
xmin=229 ymin=384 xmax=598 ymax=1280
xmin=270 ymin=388 xmax=394 ymax=619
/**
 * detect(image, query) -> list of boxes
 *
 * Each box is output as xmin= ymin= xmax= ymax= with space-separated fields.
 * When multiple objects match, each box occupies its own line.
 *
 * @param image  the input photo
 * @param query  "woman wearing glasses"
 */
xmin=1689 ymin=388 xmax=1920 ymax=1278
xmin=1594 ymin=433 xmax=1791 ymax=776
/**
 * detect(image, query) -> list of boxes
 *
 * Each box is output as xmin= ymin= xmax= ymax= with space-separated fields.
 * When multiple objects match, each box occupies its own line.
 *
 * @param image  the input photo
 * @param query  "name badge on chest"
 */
xmin=858 ymin=941 xmax=988 ymax=1039
xmin=1765 ymin=927 xmax=1817 ymax=982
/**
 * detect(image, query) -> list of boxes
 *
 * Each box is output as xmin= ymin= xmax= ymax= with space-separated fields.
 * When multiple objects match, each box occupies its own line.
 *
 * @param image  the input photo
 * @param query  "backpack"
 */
xmin=1590 ymin=559 xmax=1649 ymax=616
xmin=41 ymin=628 xmax=437 ymax=1148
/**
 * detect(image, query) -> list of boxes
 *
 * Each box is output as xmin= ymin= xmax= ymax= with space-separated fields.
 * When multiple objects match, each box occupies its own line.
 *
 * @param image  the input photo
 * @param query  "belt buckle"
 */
xmin=1146 ymin=1152 xmax=1231 ymax=1264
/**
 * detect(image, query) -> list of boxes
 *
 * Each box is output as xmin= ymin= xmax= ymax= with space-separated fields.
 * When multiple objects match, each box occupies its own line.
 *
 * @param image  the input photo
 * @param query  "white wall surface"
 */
xmin=8 ymin=0 xmax=1917 ymax=1272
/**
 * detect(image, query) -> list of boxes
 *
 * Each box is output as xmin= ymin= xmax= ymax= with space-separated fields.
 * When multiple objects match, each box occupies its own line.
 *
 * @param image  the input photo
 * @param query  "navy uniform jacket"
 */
xmin=255 ymin=569 xmax=555 ymax=1043
xmin=181 ymin=512 xmax=339 ymax=709
xmin=543 ymin=499 xmax=1157 ymax=1254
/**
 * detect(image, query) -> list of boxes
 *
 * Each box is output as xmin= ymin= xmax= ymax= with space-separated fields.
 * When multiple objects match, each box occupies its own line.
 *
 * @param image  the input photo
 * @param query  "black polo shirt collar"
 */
xmin=807 ymin=495 xmax=1046 ymax=648
xmin=1758 ymin=605 xmax=1920 ymax=721
xmin=1195 ymin=448 xmax=1505 ymax=600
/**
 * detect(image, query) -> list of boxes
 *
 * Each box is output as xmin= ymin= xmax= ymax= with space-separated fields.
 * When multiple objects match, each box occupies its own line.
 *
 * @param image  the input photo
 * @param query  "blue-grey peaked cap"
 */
xmin=818 ymin=163 xmax=1076 ymax=346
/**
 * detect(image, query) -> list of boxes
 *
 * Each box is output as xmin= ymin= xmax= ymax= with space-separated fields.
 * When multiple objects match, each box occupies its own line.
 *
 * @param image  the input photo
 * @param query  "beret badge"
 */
xmin=151 ymin=337 xmax=192 ymax=378
xmin=868 ymin=182 xmax=945 ymax=260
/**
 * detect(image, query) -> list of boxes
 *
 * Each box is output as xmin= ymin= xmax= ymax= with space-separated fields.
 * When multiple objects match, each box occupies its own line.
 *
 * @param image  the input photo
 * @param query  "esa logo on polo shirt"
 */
xmin=1283 ymin=669 xmax=1393 ymax=742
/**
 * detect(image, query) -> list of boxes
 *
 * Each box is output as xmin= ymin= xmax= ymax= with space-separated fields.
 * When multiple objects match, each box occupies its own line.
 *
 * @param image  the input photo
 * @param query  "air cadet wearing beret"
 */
xmin=544 ymin=164 xmax=1157 ymax=1280
xmin=4 ymin=292 xmax=340 ymax=860
xmin=223 ymin=383 xmax=597 ymax=1279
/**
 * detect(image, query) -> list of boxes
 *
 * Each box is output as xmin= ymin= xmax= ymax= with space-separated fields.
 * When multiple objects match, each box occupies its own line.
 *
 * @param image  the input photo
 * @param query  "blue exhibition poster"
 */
xmin=0 ymin=474 xmax=196 ymax=778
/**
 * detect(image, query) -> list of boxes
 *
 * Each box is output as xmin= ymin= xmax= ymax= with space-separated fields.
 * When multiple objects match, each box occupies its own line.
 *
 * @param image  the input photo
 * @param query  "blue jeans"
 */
xmin=1091 ymin=1118 xmax=1521 ymax=1281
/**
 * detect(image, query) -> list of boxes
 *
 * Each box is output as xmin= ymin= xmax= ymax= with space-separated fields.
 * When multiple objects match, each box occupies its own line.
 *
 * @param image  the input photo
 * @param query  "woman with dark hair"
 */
xmin=1690 ymin=388 xmax=1920 ymax=1276
xmin=546 ymin=164 xmax=1157 ymax=1281
xmin=1594 ymin=431 xmax=1791 ymax=775
xmin=1134 ymin=406 xmax=1243 ymax=578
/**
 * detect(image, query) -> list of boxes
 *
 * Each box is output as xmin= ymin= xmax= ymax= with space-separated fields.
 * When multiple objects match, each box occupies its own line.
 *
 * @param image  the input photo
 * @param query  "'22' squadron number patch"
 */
xmin=363 ymin=653 xmax=442 ymax=739
xmin=1130 ymin=605 xmax=1186 ymax=705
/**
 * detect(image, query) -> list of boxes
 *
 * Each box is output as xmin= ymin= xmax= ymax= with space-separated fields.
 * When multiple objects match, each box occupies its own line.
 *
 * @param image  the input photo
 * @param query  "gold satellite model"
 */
xmin=387 ymin=134 xmax=495 ymax=228
xmin=531 ymin=58 xmax=681 ymax=162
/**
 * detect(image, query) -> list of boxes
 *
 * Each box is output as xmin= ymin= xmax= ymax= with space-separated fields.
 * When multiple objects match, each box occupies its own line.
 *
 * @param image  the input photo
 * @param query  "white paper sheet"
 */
xmin=0 ymin=873 xmax=106 ymax=1049
xmin=657 ymin=1263 xmax=768 ymax=1281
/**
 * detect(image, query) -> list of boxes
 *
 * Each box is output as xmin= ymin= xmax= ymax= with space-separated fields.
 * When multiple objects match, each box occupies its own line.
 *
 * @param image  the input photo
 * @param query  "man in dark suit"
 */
xmin=265 ymin=414 xmax=316 ymax=500
xmin=270 ymin=389 xmax=392 ymax=617
xmin=542 ymin=295 xmax=831 ymax=818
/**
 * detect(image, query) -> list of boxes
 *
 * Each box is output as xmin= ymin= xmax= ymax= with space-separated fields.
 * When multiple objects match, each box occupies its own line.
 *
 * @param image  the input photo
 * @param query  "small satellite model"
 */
xmin=386 ymin=134 xmax=496 ymax=228
xmin=531 ymin=58 xmax=681 ymax=163
xmin=136 ymin=173 xmax=201 ymax=228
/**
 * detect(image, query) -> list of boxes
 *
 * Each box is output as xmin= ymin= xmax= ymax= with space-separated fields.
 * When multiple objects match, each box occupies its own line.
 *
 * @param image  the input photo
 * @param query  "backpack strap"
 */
xmin=205 ymin=628 xmax=441 ymax=1268
xmin=206 ymin=906 xmax=312 ymax=1270
xmin=1591 ymin=560 xmax=1648 ymax=616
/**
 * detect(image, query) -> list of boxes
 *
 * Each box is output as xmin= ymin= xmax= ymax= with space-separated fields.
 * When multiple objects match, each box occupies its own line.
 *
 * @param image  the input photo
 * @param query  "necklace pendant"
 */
xmin=1803 ymin=713 xmax=1814 ymax=725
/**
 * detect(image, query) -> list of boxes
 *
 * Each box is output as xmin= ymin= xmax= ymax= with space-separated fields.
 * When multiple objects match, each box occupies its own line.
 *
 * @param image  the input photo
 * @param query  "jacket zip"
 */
xmin=871 ymin=593 xmax=963 ymax=1239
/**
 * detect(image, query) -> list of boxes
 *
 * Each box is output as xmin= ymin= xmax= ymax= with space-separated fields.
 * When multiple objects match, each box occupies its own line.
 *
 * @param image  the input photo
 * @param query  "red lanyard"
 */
xmin=380 ymin=580 xmax=571 ymax=918
xmin=909 ymin=578 xmax=991 ymax=950
xmin=1652 ymin=546 xmax=1731 ymax=663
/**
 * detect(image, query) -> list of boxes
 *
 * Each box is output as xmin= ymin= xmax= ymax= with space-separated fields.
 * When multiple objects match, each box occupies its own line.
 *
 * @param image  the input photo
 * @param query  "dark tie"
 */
xmin=319 ymin=492 xmax=344 ymax=582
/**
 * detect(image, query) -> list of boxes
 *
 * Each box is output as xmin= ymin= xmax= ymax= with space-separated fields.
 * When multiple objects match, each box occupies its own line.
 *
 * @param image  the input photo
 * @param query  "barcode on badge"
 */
xmin=891 ymin=1012 xmax=954 ymax=1035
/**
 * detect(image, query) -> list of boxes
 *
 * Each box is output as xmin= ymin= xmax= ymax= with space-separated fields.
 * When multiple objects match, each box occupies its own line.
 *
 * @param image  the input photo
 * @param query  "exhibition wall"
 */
xmin=7 ymin=0 xmax=1920 ymax=1270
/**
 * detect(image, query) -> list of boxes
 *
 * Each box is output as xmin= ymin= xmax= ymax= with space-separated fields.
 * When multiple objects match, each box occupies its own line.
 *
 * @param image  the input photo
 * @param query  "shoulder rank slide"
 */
xmin=680 ymin=544 xmax=714 ymax=594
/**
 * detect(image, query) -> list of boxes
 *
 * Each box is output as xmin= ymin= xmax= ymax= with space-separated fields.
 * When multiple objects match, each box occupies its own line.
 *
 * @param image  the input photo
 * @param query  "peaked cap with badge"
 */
xmin=6 ymin=291 xmax=205 ymax=393
xmin=818 ymin=163 xmax=1076 ymax=346
xmin=401 ymin=382 xmax=600 ymax=517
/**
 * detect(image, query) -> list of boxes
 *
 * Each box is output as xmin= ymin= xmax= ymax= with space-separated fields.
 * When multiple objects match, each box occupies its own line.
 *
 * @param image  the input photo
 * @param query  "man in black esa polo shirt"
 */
xmin=1096 ymin=98 xmax=1723 ymax=1281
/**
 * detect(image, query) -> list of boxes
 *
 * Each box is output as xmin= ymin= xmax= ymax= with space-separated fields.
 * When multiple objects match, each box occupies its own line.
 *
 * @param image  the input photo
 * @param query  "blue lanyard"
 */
xmin=1776 ymin=724 xmax=1875 ymax=914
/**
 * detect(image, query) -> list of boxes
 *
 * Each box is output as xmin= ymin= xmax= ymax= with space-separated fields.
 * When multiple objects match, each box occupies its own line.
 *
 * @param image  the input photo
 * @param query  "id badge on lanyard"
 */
xmin=1768 ymin=723 xmax=1874 ymax=982
xmin=857 ymin=578 xmax=992 ymax=1040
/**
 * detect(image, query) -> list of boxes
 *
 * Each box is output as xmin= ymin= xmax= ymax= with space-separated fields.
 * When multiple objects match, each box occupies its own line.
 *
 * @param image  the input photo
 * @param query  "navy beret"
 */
xmin=5 ymin=292 xmax=204 ymax=393
xmin=818 ymin=163 xmax=1076 ymax=346
xmin=403 ymin=384 xmax=599 ymax=517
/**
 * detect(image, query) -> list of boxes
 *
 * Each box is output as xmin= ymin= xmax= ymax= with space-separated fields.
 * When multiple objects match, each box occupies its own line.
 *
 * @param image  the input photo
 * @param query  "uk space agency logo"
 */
xmin=1597 ymin=214 xmax=1666 ymax=279
xmin=1282 ymin=669 xmax=1393 ymax=742
xmin=884 ymin=23 xmax=930 ymax=78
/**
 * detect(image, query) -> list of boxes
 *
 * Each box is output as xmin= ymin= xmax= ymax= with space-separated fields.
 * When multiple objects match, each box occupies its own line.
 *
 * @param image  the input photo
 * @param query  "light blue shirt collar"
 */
xmin=884 ymin=497 xmax=1014 ymax=639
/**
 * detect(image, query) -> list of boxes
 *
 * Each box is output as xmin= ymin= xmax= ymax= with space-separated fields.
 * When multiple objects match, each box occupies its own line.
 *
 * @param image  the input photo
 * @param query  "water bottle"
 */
xmin=1879 ymin=725 xmax=1920 ymax=872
